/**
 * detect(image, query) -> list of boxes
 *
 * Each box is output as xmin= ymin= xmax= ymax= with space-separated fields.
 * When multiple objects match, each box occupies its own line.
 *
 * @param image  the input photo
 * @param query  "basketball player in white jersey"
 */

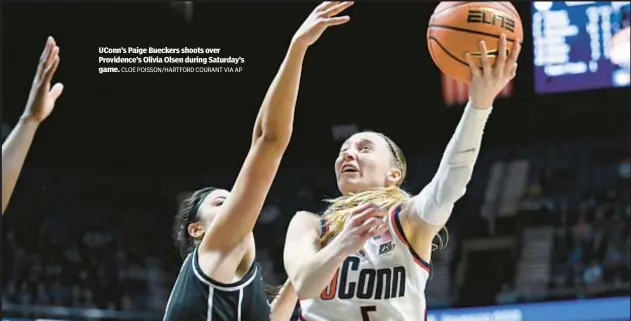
xmin=283 ymin=33 xmax=522 ymax=320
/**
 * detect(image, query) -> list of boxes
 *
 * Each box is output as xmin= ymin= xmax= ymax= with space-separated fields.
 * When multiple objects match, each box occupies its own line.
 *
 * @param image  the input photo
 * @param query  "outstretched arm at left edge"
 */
xmin=3 ymin=37 xmax=63 ymax=215
xmin=399 ymin=34 xmax=522 ymax=261
xmin=270 ymin=280 xmax=298 ymax=321
xmin=3 ymin=118 xmax=42 ymax=214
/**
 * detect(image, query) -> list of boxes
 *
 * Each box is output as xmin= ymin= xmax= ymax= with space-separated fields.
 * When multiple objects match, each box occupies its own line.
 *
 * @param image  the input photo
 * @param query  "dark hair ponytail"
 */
xmin=173 ymin=187 xmax=215 ymax=259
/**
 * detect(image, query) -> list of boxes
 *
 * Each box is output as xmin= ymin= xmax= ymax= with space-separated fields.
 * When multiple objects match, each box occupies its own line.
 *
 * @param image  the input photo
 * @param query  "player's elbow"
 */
xmin=254 ymin=129 xmax=292 ymax=150
xmin=255 ymin=118 xmax=293 ymax=148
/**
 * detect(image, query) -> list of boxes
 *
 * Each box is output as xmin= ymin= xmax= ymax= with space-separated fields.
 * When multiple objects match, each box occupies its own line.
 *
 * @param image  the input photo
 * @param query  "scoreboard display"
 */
xmin=532 ymin=1 xmax=630 ymax=94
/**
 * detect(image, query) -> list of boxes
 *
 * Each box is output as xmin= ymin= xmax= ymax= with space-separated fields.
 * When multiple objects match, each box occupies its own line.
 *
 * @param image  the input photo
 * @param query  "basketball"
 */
xmin=427 ymin=2 xmax=524 ymax=83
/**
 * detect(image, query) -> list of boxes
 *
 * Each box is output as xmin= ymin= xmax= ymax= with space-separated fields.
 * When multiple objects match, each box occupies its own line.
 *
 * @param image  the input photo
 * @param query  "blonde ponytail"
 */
xmin=321 ymin=186 xmax=410 ymax=244
xmin=320 ymin=186 xmax=448 ymax=251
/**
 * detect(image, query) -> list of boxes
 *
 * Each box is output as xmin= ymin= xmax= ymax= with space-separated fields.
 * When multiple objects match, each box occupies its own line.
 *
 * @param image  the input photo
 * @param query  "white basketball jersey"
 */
xmin=298 ymin=205 xmax=431 ymax=321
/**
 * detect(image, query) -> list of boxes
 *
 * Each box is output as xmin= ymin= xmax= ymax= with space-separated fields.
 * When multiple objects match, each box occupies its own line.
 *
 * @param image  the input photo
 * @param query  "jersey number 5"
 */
xmin=360 ymin=306 xmax=377 ymax=321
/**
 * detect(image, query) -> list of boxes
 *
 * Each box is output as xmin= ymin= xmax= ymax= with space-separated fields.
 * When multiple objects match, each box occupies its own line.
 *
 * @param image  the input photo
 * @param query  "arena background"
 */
xmin=1 ymin=1 xmax=629 ymax=321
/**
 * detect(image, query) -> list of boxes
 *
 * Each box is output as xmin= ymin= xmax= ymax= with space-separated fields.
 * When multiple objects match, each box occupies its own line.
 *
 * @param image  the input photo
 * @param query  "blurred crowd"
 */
xmin=2 ymin=166 xmax=174 ymax=317
xmin=548 ymin=144 xmax=630 ymax=295
xmin=2 ymin=229 xmax=151 ymax=311
xmin=1 ymin=137 xmax=629 ymax=317
xmin=494 ymin=138 xmax=631 ymax=304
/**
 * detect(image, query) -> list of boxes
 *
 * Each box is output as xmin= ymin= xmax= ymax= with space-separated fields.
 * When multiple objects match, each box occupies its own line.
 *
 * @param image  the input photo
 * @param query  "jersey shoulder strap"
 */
xmin=191 ymin=247 xmax=260 ymax=291
xmin=387 ymin=205 xmax=431 ymax=273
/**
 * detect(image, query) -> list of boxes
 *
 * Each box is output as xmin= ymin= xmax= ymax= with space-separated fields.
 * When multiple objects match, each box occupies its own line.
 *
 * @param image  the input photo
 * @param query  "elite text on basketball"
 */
xmin=466 ymin=9 xmax=516 ymax=33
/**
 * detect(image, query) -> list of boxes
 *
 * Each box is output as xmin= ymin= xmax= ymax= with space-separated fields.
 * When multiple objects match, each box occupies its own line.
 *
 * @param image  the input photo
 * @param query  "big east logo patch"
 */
xmin=372 ymin=231 xmax=395 ymax=255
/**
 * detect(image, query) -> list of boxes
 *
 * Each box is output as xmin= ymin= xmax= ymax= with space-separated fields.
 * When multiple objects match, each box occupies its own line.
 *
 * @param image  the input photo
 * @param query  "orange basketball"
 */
xmin=427 ymin=2 xmax=523 ymax=83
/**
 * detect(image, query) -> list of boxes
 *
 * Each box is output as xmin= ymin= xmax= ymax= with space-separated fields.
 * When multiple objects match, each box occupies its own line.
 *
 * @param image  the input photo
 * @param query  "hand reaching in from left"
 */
xmin=22 ymin=36 xmax=64 ymax=123
xmin=466 ymin=33 xmax=521 ymax=109
xmin=3 ymin=37 xmax=63 ymax=215
xmin=291 ymin=2 xmax=354 ymax=49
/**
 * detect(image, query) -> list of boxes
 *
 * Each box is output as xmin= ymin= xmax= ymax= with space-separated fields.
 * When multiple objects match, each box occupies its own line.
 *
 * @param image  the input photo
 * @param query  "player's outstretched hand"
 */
xmin=331 ymin=203 xmax=388 ymax=256
xmin=22 ymin=36 xmax=64 ymax=123
xmin=466 ymin=33 xmax=521 ymax=109
xmin=292 ymin=1 xmax=353 ymax=48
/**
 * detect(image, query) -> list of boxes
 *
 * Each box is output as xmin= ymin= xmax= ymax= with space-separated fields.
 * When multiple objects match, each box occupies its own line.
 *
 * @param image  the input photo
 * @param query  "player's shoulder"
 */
xmin=296 ymin=209 xmax=320 ymax=218
xmin=292 ymin=210 xmax=320 ymax=222
xmin=288 ymin=210 xmax=322 ymax=233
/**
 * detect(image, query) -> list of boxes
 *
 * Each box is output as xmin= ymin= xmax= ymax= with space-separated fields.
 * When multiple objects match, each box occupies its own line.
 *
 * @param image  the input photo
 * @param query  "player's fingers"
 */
xmin=350 ymin=203 xmax=378 ymax=216
xmin=479 ymin=41 xmax=492 ymax=78
xmin=45 ymin=46 xmax=59 ymax=75
xmin=350 ymin=207 xmax=386 ymax=227
xmin=366 ymin=223 xmax=388 ymax=237
xmin=41 ymin=37 xmax=54 ymax=62
xmin=494 ymin=33 xmax=507 ymax=75
xmin=322 ymin=1 xmax=353 ymax=17
xmin=506 ymin=39 xmax=521 ymax=69
xmin=49 ymin=83 xmax=64 ymax=101
xmin=508 ymin=62 xmax=518 ymax=79
xmin=44 ymin=46 xmax=60 ymax=78
xmin=50 ymin=37 xmax=57 ymax=52
xmin=316 ymin=1 xmax=339 ymax=12
xmin=45 ymin=41 xmax=58 ymax=71
xmin=465 ymin=53 xmax=481 ymax=79
xmin=323 ymin=16 xmax=350 ymax=26
xmin=355 ymin=217 xmax=385 ymax=234
xmin=37 ymin=37 xmax=54 ymax=77
xmin=359 ymin=223 xmax=388 ymax=244
xmin=508 ymin=39 xmax=521 ymax=62
xmin=349 ymin=207 xmax=375 ymax=226
xmin=44 ymin=55 xmax=60 ymax=85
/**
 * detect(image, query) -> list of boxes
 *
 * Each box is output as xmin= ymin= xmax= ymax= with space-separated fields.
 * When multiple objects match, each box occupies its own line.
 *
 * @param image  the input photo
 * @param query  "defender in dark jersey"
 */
xmin=163 ymin=2 xmax=354 ymax=320
xmin=163 ymin=246 xmax=270 ymax=320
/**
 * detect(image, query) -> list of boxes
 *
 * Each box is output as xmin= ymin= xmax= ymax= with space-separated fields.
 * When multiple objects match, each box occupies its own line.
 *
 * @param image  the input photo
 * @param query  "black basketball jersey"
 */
xmin=163 ymin=247 xmax=270 ymax=321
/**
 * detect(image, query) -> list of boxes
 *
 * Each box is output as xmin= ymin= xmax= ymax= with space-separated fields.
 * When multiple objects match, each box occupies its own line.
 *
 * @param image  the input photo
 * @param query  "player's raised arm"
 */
xmin=2 ymin=37 xmax=63 ymax=214
xmin=200 ymin=2 xmax=354 ymax=254
xmin=400 ymin=34 xmax=522 ymax=255
xmin=270 ymin=280 xmax=298 ymax=321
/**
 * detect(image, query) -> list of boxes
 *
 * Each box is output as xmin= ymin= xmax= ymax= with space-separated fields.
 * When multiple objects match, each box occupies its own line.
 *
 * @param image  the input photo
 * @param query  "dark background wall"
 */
xmin=2 ymin=2 xmax=627 ymax=172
